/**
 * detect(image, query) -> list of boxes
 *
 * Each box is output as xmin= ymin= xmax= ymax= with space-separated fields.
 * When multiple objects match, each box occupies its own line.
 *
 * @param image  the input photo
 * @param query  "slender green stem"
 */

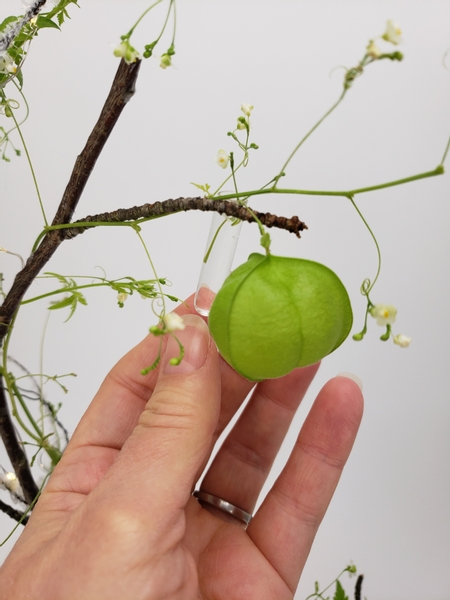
xmin=304 ymin=568 xmax=349 ymax=600
xmin=0 ymin=474 xmax=49 ymax=546
xmin=11 ymin=382 xmax=43 ymax=441
xmin=203 ymin=219 xmax=227 ymax=263
xmin=14 ymin=372 xmax=75 ymax=383
xmin=1 ymin=317 xmax=41 ymax=443
xmin=348 ymin=195 xmax=381 ymax=292
xmin=273 ymin=89 xmax=347 ymax=187
xmin=347 ymin=167 xmax=443 ymax=195
xmin=38 ymin=311 xmax=51 ymax=439
xmin=440 ymin=134 xmax=450 ymax=166
xmin=134 ymin=229 xmax=166 ymax=318
xmin=158 ymin=0 xmax=174 ymax=45
xmin=212 ymin=156 xmax=246 ymax=197
xmin=215 ymin=165 xmax=444 ymax=202
xmin=1 ymin=313 xmax=60 ymax=458
xmin=126 ymin=0 xmax=165 ymax=38
xmin=5 ymin=96 xmax=48 ymax=226
xmin=171 ymin=0 xmax=177 ymax=45
xmin=0 ymin=80 xmax=31 ymax=149
xmin=21 ymin=281 xmax=125 ymax=305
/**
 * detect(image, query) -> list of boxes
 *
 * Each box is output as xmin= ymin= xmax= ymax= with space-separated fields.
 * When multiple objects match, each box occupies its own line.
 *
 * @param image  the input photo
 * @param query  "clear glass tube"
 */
xmin=194 ymin=198 xmax=242 ymax=316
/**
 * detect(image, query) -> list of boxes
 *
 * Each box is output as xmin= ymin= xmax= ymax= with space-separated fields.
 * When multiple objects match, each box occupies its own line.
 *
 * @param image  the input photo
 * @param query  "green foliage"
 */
xmin=191 ymin=182 xmax=212 ymax=197
xmin=43 ymin=0 xmax=79 ymax=27
xmin=35 ymin=15 xmax=60 ymax=30
xmin=333 ymin=580 xmax=349 ymax=600
xmin=305 ymin=565 xmax=360 ymax=600
xmin=22 ymin=272 xmax=174 ymax=319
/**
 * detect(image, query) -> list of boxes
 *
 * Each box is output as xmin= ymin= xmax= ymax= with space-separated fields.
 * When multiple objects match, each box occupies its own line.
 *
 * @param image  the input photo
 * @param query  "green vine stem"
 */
xmin=3 ymin=93 xmax=48 ymax=226
xmin=273 ymin=89 xmax=347 ymax=187
xmin=123 ymin=0 xmax=165 ymax=39
xmin=347 ymin=194 xmax=381 ymax=293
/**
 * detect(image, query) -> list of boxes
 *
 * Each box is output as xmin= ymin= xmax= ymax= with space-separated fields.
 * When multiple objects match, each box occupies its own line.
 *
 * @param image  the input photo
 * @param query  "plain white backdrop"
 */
xmin=1 ymin=1 xmax=450 ymax=598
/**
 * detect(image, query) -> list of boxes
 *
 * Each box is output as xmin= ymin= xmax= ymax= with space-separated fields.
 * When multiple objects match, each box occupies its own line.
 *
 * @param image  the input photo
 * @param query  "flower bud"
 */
xmin=241 ymin=104 xmax=254 ymax=116
xmin=160 ymin=54 xmax=172 ymax=69
xmin=393 ymin=333 xmax=411 ymax=348
xmin=382 ymin=20 xmax=402 ymax=45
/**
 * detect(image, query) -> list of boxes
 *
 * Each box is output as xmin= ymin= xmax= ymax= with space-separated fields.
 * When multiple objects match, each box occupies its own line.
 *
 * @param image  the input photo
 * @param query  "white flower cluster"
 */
xmin=370 ymin=303 xmax=411 ymax=347
xmin=215 ymin=103 xmax=254 ymax=169
xmin=366 ymin=20 xmax=403 ymax=59
xmin=113 ymin=40 xmax=140 ymax=65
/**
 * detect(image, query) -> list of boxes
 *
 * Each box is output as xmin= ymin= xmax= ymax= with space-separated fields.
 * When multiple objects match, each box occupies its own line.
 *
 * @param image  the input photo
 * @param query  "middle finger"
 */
xmin=198 ymin=362 xmax=320 ymax=516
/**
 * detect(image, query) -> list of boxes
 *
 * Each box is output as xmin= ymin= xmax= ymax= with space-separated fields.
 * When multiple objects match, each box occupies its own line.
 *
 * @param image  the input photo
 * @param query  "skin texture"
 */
xmin=0 ymin=297 xmax=363 ymax=600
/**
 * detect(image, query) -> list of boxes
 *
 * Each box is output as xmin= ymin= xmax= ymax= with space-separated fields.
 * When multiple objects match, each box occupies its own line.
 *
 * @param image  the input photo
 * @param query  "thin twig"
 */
xmin=59 ymin=196 xmax=308 ymax=239
xmin=0 ymin=497 xmax=29 ymax=525
xmin=354 ymin=574 xmax=364 ymax=600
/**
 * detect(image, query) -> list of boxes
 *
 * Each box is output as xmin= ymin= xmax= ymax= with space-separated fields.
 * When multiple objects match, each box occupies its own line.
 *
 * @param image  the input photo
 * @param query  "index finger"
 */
xmin=63 ymin=295 xmax=253 ymax=457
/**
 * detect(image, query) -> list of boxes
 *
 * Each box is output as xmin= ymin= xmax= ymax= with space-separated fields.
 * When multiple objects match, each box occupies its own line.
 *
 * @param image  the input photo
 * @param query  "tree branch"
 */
xmin=0 ymin=59 xmax=142 ymax=503
xmin=0 ymin=497 xmax=29 ymax=526
xmin=52 ymin=58 xmax=141 ymax=226
xmin=0 ymin=59 xmax=141 ymax=344
xmin=59 ymin=197 xmax=308 ymax=239
xmin=0 ymin=379 xmax=39 ymax=504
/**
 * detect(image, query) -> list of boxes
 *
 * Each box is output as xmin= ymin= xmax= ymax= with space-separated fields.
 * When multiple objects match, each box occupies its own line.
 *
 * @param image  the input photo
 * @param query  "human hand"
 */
xmin=0 ymin=297 xmax=363 ymax=600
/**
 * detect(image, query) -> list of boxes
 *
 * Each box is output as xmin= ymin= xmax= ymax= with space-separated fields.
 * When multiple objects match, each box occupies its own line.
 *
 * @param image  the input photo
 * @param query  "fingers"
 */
xmin=62 ymin=299 xmax=196 ymax=457
xmin=199 ymin=363 xmax=320 ymax=516
xmin=64 ymin=294 xmax=251 ymax=459
xmin=247 ymin=376 xmax=363 ymax=594
xmin=85 ymin=315 xmax=222 ymax=529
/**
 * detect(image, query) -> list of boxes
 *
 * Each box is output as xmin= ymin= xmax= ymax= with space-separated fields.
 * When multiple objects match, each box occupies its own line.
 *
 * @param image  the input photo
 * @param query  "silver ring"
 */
xmin=193 ymin=490 xmax=252 ymax=526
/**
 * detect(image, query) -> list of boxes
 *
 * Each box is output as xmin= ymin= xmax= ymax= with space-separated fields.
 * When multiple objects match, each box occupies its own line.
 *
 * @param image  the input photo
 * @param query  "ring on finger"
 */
xmin=193 ymin=490 xmax=252 ymax=527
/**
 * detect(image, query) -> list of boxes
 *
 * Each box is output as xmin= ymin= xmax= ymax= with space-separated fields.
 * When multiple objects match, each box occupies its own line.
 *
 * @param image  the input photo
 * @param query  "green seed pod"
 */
xmin=209 ymin=253 xmax=353 ymax=381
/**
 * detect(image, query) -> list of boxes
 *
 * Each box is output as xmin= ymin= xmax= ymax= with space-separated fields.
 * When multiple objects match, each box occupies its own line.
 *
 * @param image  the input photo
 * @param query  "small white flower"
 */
xmin=117 ymin=292 xmax=128 ymax=305
xmin=215 ymin=149 xmax=229 ymax=169
xmin=1 ymin=472 xmax=22 ymax=496
xmin=370 ymin=304 xmax=397 ymax=326
xmin=382 ymin=20 xmax=402 ymax=45
xmin=113 ymin=41 xmax=140 ymax=64
xmin=367 ymin=41 xmax=382 ymax=58
xmin=241 ymin=104 xmax=254 ymax=117
xmin=236 ymin=119 xmax=247 ymax=131
xmin=4 ymin=472 xmax=19 ymax=493
xmin=393 ymin=333 xmax=411 ymax=348
xmin=0 ymin=53 xmax=16 ymax=75
xmin=163 ymin=313 xmax=185 ymax=332
xmin=160 ymin=54 xmax=172 ymax=69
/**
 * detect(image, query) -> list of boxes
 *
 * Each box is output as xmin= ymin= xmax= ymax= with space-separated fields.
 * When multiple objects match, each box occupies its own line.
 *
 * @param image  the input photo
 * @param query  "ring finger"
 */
xmin=197 ymin=362 xmax=320 ymax=522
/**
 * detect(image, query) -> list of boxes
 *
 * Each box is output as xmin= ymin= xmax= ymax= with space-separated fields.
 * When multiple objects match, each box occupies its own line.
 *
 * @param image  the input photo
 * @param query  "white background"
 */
xmin=1 ymin=1 xmax=450 ymax=598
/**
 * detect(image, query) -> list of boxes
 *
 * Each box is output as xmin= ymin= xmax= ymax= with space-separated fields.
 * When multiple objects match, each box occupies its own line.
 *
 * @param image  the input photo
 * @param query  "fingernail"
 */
xmin=163 ymin=314 xmax=210 ymax=375
xmin=337 ymin=372 xmax=363 ymax=391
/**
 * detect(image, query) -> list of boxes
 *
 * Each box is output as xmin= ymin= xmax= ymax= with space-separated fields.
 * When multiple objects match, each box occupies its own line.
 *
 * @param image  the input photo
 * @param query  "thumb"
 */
xmin=101 ymin=314 xmax=221 ymax=517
